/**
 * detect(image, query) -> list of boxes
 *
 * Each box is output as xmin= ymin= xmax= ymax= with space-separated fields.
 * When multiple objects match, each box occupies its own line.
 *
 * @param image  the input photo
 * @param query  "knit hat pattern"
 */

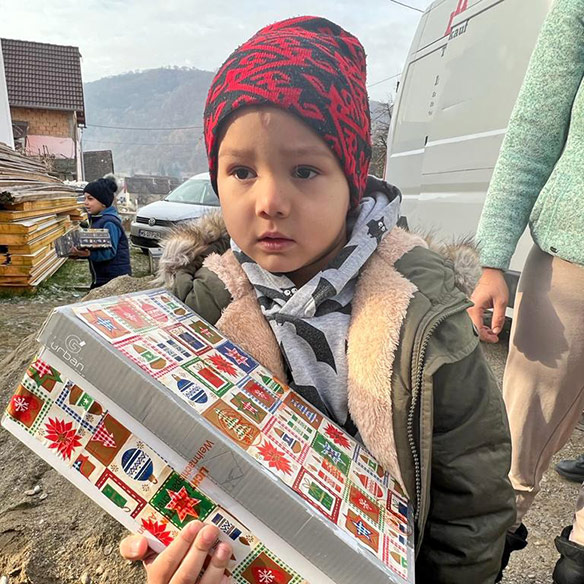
xmin=204 ymin=16 xmax=371 ymax=207
xmin=84 ymin=177 xmax=118 ymax=208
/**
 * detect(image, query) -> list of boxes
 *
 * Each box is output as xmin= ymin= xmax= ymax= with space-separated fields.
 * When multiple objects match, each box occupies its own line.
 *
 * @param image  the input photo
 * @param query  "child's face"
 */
xmin=84 ymin=194 xmax=106 ymax=215
xmin=217 ymin=106 xmax=350 ymax=287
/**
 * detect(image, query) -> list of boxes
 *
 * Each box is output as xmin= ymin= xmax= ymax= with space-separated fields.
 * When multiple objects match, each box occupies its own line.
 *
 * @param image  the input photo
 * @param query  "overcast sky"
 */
xmin=0 ymin=0 xmax=433 ymax=102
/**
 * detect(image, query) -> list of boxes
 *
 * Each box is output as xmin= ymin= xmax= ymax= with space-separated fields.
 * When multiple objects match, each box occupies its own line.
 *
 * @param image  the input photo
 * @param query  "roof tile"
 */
xmin=1 ymin=38 xmax=85 ymax=123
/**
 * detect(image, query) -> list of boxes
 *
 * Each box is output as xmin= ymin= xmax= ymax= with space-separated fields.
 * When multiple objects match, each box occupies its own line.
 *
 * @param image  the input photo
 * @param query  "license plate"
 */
xmin=138 ymin=229 xmax=162 ymax=240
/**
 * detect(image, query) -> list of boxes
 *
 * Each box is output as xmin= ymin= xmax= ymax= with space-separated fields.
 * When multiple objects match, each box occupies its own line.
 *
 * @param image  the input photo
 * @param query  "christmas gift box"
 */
xmin=2 ymin=289 xmax=414 ymax=584
xmin=55 ymin=228 xmax=112 ymax=257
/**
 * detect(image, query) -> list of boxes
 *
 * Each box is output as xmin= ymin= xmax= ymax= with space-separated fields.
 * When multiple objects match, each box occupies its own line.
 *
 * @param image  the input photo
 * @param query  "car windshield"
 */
xmin=165 ymin=179 xmax=219 ymax=206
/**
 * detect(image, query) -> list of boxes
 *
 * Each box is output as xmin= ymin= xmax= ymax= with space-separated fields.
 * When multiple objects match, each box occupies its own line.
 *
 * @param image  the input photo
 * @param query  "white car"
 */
xmin=130 ymin=172 xmax=219 ymax=253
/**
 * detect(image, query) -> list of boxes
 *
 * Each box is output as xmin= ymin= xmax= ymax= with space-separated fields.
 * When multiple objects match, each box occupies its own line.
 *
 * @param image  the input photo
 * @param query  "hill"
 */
xmin=83 ymin=67 xmax=390 ymax=178
xmin=83 ymin=67 xmax=213 ymax=177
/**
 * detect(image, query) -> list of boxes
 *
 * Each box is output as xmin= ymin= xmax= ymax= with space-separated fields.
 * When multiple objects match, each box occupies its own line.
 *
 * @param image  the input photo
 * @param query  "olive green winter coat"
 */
xmin=159 ymin=213 xmax=515 ymax=583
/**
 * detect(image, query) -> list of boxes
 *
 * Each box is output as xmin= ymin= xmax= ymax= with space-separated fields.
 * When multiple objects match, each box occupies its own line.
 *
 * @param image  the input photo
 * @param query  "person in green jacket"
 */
xmin=119 ymin=17 xmax=514 ymax=584
xmin=468 ymin=1 xmax=584 ymax=582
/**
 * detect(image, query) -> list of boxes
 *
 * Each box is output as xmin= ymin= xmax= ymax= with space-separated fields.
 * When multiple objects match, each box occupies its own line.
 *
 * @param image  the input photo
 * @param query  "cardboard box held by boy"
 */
xmin=2 ymin=289 xmax=414 ymax=584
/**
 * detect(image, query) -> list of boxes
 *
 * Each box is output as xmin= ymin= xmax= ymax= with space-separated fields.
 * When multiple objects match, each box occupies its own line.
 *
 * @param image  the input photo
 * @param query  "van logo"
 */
xmin=148 ymin=218 xmax=156 ymax=226
xmin=446 ymin=0 xmax=468 ymax=36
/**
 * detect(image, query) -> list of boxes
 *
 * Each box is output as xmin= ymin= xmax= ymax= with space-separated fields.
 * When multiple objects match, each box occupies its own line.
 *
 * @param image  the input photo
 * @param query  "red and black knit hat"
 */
xmin=204 ymin=16 xmax=371 ymax=208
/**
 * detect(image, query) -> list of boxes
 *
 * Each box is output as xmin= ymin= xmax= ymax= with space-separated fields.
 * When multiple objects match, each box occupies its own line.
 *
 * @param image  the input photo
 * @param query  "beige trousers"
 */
xmin=505 ymin=245 xmax=584 ymax=542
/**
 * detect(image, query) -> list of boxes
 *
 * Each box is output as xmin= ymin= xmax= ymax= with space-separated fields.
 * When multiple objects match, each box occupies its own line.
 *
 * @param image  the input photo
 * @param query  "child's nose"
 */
xmin=255 ymin=176 xmax=291 ymax=218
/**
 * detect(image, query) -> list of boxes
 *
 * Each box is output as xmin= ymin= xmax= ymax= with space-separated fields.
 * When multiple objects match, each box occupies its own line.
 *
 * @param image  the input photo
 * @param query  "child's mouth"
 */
xmin=258 ymin=233 xmax=295 ymax=251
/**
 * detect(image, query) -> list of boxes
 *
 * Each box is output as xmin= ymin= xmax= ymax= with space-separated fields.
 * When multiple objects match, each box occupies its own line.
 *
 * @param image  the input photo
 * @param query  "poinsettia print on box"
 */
xmin=234 ymin=543 xmax=303 ymax=584
xmin=137 ymin=506 xmax=180 ymax=547
xmin=36 ymin=406 xmax=92 ymax=463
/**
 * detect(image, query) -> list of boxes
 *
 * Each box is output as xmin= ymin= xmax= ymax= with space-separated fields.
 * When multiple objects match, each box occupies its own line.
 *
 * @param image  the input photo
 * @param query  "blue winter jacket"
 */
xmin=88 ymin=207 xmax=131 ymax=287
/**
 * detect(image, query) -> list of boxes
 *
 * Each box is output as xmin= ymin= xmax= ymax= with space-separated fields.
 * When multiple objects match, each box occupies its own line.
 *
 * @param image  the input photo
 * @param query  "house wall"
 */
xmin=10 ymin=106 xmax=81 ymax=178
xmin=0 ymin=46 xmax=13 ymax=148
xmin=10 ymin=106 xmax=74 ymax=138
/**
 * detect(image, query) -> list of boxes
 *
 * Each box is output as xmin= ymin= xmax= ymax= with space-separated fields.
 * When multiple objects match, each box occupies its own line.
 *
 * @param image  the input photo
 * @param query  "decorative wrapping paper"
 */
xmin=2 ymin=290 xmax=414 ymax=584
xmin=54 ymin=228 xmax=112 ymax=257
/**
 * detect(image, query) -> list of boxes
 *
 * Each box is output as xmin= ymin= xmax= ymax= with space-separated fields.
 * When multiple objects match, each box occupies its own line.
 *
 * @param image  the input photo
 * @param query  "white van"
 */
xmin=385 ymin=0 xmax=554 ymax=301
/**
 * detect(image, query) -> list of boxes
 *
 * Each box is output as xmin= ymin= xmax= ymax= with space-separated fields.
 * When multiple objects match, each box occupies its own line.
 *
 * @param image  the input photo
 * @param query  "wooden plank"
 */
xmin=68 ymin=211 xmax=87 ymax=222
xmin=0 ymin=215 xmax=59 ymax=234
xmin=0 ymin=189 xmax=77 ymax=205
xmin=0 ymin=263 xmax=30 ymax=276
xmin=0 ymin=246 xmax=51 ymax=267
xmin=0 ymin=286 xmax=35 ymax=293
xmin=3 ymin=224 xmax=72 ymax=254
xmin=0 ymin=217 xmax=67 ymax=244
xmin=0 ymin=186 xmax=62 ymax=203
xmin=31 ymin=254 xmax=68 ymax=287
xmin=2 ymin=197 xmax=77 ymax=211
xmin=0 ymin=143 xmax=77 ymax=210
xmin=0 ymin=251 xmax=64 ymax=284
xmin=0 ymin=175 xmax=64 ymax=188
xmin=29 ymin=250 xmax=61 ymax=277
xmin=0 ymin=143 xmax=49 ymax=170
xmin=0 ymin=280 xmax=31 ymax=286
xmin=0 ymin=204 xmax=79 ymax=221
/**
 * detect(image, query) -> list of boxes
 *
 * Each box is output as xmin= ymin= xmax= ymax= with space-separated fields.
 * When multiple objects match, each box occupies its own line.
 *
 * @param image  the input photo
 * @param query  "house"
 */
xmin=1 ymin=38 xmax=85 ymax=180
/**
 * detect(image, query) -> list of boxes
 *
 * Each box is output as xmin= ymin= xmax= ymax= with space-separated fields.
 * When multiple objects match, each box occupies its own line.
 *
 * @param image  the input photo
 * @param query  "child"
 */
xmin=119 ymin=17 xmax=514 ymax=583
xmin=71 ymin=176 xmax=132 ymax=288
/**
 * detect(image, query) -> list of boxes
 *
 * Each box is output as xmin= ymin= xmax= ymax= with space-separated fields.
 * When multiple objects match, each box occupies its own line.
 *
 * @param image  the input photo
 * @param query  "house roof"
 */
xmin=1 ymin=38 xmax=85 ymax=124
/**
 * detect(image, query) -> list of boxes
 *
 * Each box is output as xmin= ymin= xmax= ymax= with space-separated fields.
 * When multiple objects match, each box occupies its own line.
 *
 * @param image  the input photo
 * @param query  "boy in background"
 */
xmin=71 ymin=176 xmax=131 ymax=288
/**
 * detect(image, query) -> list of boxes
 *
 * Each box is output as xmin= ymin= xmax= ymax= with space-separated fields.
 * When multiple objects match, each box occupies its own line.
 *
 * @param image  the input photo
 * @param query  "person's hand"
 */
xmin=69 ymin=246 xmax=90 ymax=258
xmin=119 ymin=521 xmax=232 ymax=584
xmin=468 ymin=267 xmax=509 ymax=343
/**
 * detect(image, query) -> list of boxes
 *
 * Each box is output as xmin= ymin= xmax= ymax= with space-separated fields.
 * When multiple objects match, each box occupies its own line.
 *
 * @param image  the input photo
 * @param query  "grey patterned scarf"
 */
xmin=232 ymin=181 xmax=400 ymax=425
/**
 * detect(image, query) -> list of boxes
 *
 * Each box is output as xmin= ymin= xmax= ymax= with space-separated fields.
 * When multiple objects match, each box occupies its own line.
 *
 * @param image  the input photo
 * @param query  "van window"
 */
xmin=165 ymin=179 xmax=219 ymax=206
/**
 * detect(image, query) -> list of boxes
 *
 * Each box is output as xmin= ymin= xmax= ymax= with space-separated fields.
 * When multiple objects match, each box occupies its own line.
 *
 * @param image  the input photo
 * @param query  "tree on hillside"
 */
xmin=369 ymin=100 xmax=393 ymax=178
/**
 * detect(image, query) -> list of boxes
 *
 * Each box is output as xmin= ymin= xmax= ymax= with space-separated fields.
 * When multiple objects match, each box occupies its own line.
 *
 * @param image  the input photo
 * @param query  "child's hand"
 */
xmin=69 ymin=246 xmax=90 ymax=258
xmin=119 ymin=521 xmax=231 ymax=584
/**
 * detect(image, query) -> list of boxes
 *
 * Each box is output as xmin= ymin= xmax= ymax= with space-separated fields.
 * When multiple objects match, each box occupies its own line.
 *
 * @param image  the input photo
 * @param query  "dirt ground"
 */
xmin=0 ymin=256 xmax=581 ymax=583
xmin=0 ymin=251 xmax=154 ymax=584
xmin=0 ymin=250 xmax=151 ymax=361
xmin=484 ymin=338 xmax=584 ymax=584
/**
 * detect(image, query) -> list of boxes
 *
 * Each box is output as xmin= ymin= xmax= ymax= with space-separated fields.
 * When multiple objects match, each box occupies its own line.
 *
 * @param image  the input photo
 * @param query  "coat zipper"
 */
xmin=407 ymin=299 xmax=473 ymax=525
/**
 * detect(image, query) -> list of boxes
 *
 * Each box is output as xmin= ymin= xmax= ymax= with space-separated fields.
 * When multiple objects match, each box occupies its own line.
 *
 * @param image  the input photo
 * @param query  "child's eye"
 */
xmin=293 ymin=166 xmax=318 ymax=179
xmin=232 ymin=167 xmax=255 ymax=180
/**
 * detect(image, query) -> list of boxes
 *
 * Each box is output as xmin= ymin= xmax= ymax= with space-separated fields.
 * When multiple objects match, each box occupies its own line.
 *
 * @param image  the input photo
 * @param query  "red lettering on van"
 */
xmin=446 ymin=0 xmax=468 ymax=35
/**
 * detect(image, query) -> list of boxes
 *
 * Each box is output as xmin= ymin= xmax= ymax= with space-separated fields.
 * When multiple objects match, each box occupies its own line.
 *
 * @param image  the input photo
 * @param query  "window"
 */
xmin=165 ymin=179 xmax=219 ymax=206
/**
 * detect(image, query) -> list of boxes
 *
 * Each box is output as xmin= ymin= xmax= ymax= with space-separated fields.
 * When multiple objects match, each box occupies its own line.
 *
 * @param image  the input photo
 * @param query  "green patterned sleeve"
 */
xmin=476 ymin=0 xmax=584 ymax=269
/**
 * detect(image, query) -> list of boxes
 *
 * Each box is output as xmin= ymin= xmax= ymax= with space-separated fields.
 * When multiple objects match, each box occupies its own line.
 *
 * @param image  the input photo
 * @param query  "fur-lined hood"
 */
xmin=158 ymin=210 xmax=482 ymax=296
xmin=158 ymin=211 xmax=229 ymax=287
